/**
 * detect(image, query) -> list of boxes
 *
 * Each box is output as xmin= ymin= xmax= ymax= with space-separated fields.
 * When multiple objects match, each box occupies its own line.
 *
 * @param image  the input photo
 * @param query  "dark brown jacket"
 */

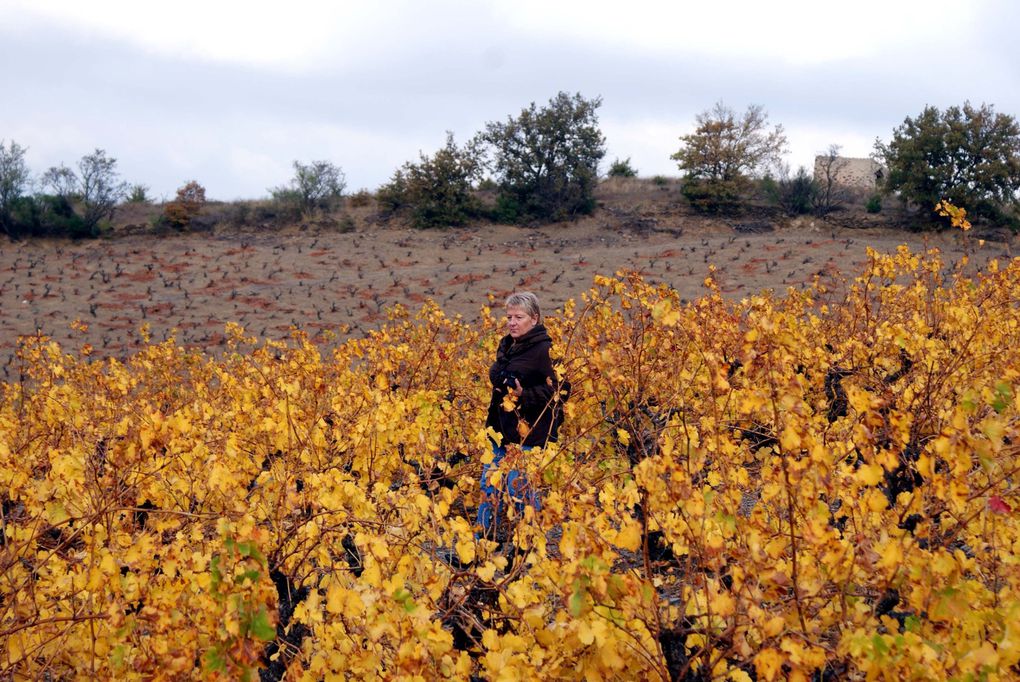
xmin=485 ymin=324 xmax=568 ymax=447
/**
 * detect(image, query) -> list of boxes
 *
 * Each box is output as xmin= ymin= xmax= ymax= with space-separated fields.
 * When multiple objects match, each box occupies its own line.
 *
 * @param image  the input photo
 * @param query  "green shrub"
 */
xmin=11 ymin=194 xmax=93 ymax=238
xmin=762 ymin=167 xmax=818 ymax=216
xmin=681 ymin=177 xmax=744 ymax=213
xmin=265 ymin=187 xmax=306 ymax=226
xmin=865 ymin=194 xmax=882 ymax=213
xmin=378 ymin=133 xmax=483 ymax=229
xmin=271 ymin=160 xmax=346 ymax=215
xmin=651 ymin=175 xmax=669 ymax=187
xmin=982 ymin=203 xmax=1020 ymax=230
xmin=376 ymin=170 xmax=408 ymax=215
xmin=607 ymin=157 xmax=637 ymax=178
xmin=269 ymin=186 xmax=302 ymax=210
xmin=127 ymin=184 xmax=151 ymax=204
xmin=490 ymin=194 xmax=522 ymax=224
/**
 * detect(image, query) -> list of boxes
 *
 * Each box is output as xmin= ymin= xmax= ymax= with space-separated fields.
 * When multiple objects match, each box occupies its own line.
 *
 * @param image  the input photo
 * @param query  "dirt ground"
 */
xmin=1 ymin=182 xmax=1014 ymax=380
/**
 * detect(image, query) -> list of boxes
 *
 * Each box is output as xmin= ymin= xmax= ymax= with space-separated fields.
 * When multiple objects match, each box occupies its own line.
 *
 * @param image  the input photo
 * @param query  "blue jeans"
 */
xmin=476 ymin=444 xmax=541 ymax=539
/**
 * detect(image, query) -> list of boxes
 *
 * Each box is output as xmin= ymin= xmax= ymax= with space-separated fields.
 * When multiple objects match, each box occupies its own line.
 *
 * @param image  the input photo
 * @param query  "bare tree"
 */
xmin=41 ymin=165 xmax=78 ymax=200
xmin=814 ymin=144 xmax=850 ymax=215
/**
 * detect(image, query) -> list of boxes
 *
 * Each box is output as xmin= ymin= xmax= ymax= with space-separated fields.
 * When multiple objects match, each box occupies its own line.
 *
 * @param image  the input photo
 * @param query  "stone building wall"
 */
xmin=814 ymin=156 xmax=885 ymax=189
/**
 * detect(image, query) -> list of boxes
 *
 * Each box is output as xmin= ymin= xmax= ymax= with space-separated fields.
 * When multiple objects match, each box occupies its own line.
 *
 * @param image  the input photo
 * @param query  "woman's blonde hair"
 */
xmin=506 ymin=291 xmax=541 ymax=322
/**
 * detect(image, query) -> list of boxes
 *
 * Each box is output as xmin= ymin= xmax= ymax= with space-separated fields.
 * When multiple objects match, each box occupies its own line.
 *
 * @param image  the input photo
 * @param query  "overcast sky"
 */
xmin=3 ymin=0 xmax=1018 ymax=201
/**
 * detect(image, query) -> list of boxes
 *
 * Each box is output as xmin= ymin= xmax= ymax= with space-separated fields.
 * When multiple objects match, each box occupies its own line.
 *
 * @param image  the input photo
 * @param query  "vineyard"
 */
xmin=2 ymin=246 xmax=1019 ymax=680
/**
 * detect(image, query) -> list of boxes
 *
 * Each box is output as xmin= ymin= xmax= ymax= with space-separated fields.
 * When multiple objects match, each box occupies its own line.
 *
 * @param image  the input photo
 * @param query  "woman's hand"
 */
xmin=511 ymin=378 xmax=524 ymax=397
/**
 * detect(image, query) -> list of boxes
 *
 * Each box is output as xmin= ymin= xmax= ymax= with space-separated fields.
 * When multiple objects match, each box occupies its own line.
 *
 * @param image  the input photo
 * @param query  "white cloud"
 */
xmin=495 ymin=0 xmax=983 ymax=65
xmin=4 ymin=0 xmax=377 ymax=69
xmin=8 ymin=0 xmax=987 ymax=71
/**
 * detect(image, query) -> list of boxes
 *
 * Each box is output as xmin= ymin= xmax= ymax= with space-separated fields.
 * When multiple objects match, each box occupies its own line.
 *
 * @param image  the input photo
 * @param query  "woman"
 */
xmin=477 ymin=292 xmax=566 ymax=541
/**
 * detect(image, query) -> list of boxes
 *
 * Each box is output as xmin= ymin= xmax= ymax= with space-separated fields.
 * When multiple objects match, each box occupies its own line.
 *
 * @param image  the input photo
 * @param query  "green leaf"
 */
xmin=594 ymin=604 xmax=625 ymax=627
xmin=209 ymin=555 xmax=223 ymax=592
xmin=235 ymin=541 xmax=266 ymax=566
xmin=249 ymin=606 xmax=277 ymax=642
xmin=569 ymin=588 xmax=588 ymax=617
xmin=204 ymin=646 xmax=226 ymax=672
xmin=607 ymin=574 xmax=626 ymax=600
xmin=992 ymin=382 xmax=1012 ymax=413
xmin=392 ymin=588 xmax=417 ymax=613
xmin=234 ymin=569 xmax=261 ymax=585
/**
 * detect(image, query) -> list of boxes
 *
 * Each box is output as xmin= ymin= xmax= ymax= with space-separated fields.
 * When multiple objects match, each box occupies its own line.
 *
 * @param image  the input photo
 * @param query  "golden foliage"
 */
xmin=163 ymin=181 xmax=207 ymax=230
xmin=2 ymin=249 xmax=1019 ymax=679
xmin=935 ymin=199 xmax=972 ymax=231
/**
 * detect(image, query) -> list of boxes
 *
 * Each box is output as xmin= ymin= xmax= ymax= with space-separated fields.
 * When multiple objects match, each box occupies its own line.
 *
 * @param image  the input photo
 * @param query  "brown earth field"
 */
xmin=1 ymin=179 xmax=1015 ymax=380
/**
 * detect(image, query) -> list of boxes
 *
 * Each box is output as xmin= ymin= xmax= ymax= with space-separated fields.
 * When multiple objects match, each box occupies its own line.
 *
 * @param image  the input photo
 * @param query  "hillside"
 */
xmin=1 ymin=178 xmax=1013 ymax=376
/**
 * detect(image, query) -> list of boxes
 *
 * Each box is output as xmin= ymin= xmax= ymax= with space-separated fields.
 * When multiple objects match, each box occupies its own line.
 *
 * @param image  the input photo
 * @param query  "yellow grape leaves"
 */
xmin=1 ymin=250 xmax=1019 ymax=679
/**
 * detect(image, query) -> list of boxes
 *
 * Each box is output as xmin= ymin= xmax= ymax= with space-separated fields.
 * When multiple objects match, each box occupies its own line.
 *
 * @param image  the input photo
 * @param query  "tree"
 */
xmin=41 ymin=164 xmax=78 ymax=201
xmin=875 ymin=102 xmax=1020 ymax=224
xmin=163 ymin=181 xmax=207 ymax=229
xmin=35 ymin=151 xmax=127 ymax=238
xmin=273 ymin=160 xmax=346 ymax=213
xmin=814 ymin=144 xmax=851 ymax=215
xmin=480 ymin=91 xmax=606 ymax=222
xmin=0 ymin=140 xmax=31 ymax=237
xmin=378 ymin=132 xmax=483 ymax=228
xmin=77 ymin=149 xmax=129 ymax=233
xmin=608 ymin=158 xmax=638 ymax=178
xmin=672 ymin=102 xmax=788 ymax=211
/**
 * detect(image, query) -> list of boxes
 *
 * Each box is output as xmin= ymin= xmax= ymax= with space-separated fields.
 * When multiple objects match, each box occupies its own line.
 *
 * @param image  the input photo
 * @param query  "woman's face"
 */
xmin=506 ymin=305 xmax=538 ymax=340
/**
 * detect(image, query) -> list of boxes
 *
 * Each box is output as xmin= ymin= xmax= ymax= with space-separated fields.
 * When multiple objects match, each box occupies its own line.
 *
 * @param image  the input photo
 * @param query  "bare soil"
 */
xmin=1 ymin=179 xmax=1013 ymax=379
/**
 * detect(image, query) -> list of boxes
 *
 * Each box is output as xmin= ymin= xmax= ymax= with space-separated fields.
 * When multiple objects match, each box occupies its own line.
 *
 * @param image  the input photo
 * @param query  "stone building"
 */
xmin=813 ymin=156 xmax=885 ymax=190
